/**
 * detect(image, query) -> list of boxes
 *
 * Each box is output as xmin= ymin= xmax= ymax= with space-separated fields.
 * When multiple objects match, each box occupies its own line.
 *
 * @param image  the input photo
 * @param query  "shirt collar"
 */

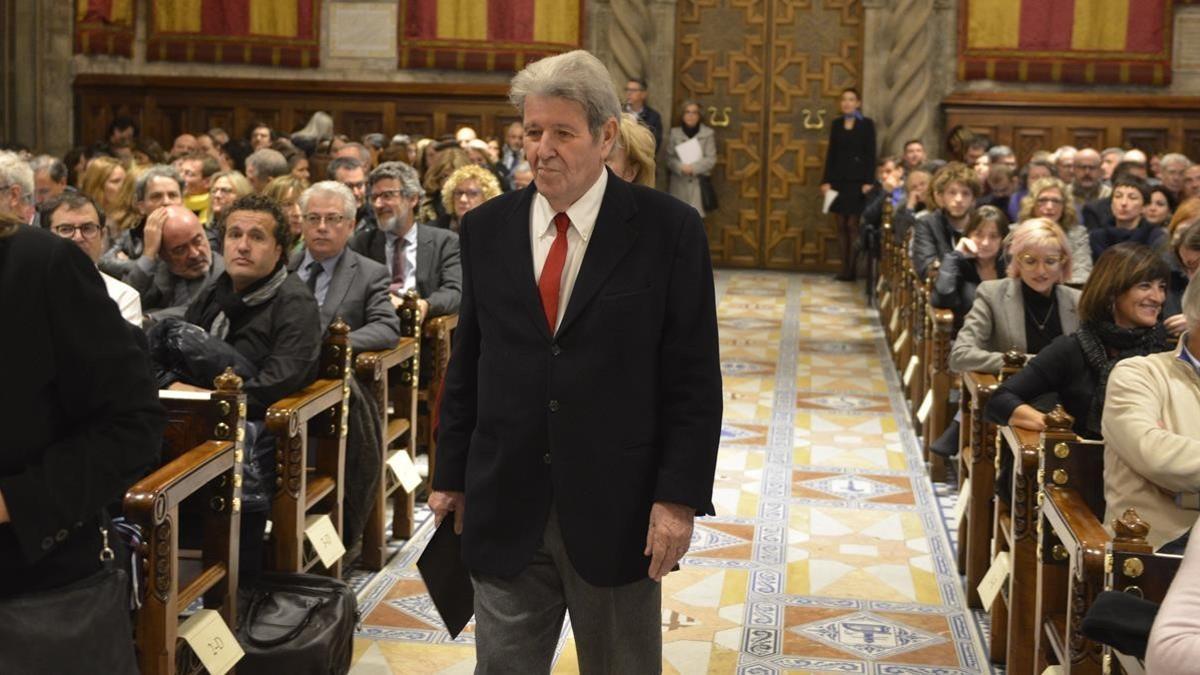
xmin=386 ymin=224 xmax=419 ymax=246
xmin=1177 ymin=333 xmax=1200 ymax=378
xmin=302 ymin=248 xmax=344 ymax=275
xmin=533 ymin=168 xmax=608 ymax=242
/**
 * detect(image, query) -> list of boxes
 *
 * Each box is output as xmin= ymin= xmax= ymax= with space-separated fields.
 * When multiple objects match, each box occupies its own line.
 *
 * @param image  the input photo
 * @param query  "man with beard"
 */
xmin=350 ymin=161 xmax=461 ymax=319
xmin=125 ymin=204 xmax=224 ymax=321
xmin=910 ymin=162 xmax=982 ymax=277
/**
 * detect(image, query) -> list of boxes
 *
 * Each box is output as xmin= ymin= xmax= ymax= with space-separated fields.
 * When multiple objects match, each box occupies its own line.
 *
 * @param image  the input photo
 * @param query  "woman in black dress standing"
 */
xmin=821 ymin=87 xmax=877 ymax=281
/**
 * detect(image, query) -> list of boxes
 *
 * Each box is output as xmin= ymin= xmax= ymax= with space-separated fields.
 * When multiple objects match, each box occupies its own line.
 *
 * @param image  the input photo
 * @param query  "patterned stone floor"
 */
xmin=347 ymin=271 xmax=992 ymax=674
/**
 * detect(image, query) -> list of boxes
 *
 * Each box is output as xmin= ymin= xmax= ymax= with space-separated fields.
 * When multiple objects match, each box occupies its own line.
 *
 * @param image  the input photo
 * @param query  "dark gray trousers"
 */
xmin=470 ymin=511 xmax=662 ymax=674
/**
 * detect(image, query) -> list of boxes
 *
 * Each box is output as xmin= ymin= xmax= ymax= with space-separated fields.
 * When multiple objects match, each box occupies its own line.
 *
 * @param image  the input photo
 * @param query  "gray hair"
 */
xmin=299 ymin=180 xmax=357 ymax=222
xmin=340 ymin=142 xmax=372 ymax=166
xmin=1162 ymin=153 xmax=1193 ymax=170
xmin=368 ymin=161 xmax=424 ymax=199
xmin=245 ymin=148 xmax=288 ymax=181
xmin=1101 ymin=147 xmax=1125 ymax=160
xmin=508 ymin=50 xmax=622 ymax=139
xmin=135 ymin=164 xmax=184 ymax=202
xmin=1184 ymin=271 xmax=1200 ymax=331
xmin=0 ymin=151 xmax=34 ymax=201
xmin=30 ymin=155 xmax=67 ymax=183
xmin=512 ymin=161 xmax=532 ymax=175
xmin=987 ymin=145 xmax=1015 ymax=163
xmin=293 ymin=111 xmax=333 ymax=142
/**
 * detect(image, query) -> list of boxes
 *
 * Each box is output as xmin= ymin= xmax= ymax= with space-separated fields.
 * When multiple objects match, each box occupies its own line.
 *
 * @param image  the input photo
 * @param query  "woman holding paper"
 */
xmin=668 ymin=101 xmax=717 ymax=217
xmin=820 ymin=88 xmax=877 ymax=281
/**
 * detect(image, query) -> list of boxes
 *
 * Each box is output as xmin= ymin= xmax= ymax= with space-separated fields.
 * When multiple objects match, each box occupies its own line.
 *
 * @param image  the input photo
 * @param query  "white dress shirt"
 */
xmin=384 ymin=224 xmax=419 ymax=293
xmin=101 ymin=271 xmax=143 ymax=326
xmin=531 ymin=168 xmax=608 ymax=331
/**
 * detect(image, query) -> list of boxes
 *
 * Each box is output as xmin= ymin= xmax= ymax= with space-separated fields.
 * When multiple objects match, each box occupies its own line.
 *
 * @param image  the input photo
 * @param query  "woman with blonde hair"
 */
xmin=107 ymin=163 xmax=145 ymax=235
xmin=1162 ymin=199 xmax=1200 ymax=336
xmin=608 ymin=112 xmax=657 ymax=189
xmin=438 ymin=164 xmax=502 ymax=232
xmin=79 ymin=156 xmax=126 ymax=216
xmin=207 ymin=170 xmax=254 ymax=248
xmin=1018 ymin=176 xmax=1092 ymax=283
xmin=262 ymin=175 xmax=309 ymax=253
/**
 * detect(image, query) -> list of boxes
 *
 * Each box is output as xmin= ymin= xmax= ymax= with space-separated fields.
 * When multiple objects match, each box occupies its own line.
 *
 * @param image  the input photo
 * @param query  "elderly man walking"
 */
xmin=429 ymin=49 xmax=722 ymax=673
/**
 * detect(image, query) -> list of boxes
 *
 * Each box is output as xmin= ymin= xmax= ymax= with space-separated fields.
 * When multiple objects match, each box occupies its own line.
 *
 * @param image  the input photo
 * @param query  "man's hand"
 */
xmin=644 ymin=501 xmax=695 ymax=582
xmin=389 ymin=293 xmax=403 ymax=310
xmin=142 ymin=207 xmax=170 ymax=261
xmin=861 ymin=183 xmax=873 ymax=194
xmin=429 ymin=490 xmax=466 ymax=534
xmin=681 ymin=164 xmax=694 ymax=176
xmin=417 ymin=298 xmax=430 ymax=321
xmin=954 ymin=236 xmax=978 ymax=259
xmin=819 ymin=183 xmax=831 ymax=195
xmin=1165 ymin=313 xmax=1188 ymax=337
xmin=168 ymin=382 xmax=210 ymax=393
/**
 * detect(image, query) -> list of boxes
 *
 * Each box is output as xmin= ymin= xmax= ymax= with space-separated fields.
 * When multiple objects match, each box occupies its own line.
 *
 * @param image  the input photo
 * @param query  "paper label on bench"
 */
xmin=1041 ymin=667 xmax=1063 ymax=675
xmin=178 ymin=609 xmax=243 ymax=675
xmin=978 ymin=551 xmax=1010 ymax=612
xmin=916 ymin=390 xmax=934 ymax=425
xmin=892 ymin=328 xmax=908 ymax=353
xmin=387 ymin=450 xmax=423 ymax=493
xmin=889 ymin=308 xmax=900 ymax=333
xmin=876 ymin=276 xmax=887 ymax=296
xmin=903 ymin=355 xmax=919 ymax=387
xmin=305 ymin=514 xmax=346 ymax=568
xmin=953 ymin=479 xmax=971 ymax=523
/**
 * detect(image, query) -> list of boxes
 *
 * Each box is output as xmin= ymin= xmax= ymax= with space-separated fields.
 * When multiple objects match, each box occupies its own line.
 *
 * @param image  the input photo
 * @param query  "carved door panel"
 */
xmin=676 ymin=0 xmax=863 ymax=270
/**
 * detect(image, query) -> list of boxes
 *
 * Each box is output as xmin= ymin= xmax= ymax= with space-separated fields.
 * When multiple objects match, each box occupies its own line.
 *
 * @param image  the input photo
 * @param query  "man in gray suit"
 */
xmin=350 ymin=161 xmax=462 ymax=319
xmin=291 ymin=181 xmax=400 ymax=352
xmin=125 ymin=204 xmax=223 ymax=322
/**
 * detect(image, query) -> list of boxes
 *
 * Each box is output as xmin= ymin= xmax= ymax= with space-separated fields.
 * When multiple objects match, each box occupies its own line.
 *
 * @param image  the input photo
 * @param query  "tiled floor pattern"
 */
xmin=348 ymin=272 xmax=992 ymax=674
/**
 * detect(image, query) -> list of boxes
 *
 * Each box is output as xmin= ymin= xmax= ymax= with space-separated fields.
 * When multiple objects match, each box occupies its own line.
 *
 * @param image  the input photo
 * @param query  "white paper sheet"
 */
xmin=822 ymin=189 xmax=839 ymax=214
xmin=675 ymin=137 xmax=703 ymax=165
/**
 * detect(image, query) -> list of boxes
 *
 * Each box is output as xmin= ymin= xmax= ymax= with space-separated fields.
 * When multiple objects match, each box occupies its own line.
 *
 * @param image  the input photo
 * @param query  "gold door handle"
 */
xmin=802 ymin=108 xmax=826 ymax=131
xmin=707 ymin=106 xmax=731 ymax=128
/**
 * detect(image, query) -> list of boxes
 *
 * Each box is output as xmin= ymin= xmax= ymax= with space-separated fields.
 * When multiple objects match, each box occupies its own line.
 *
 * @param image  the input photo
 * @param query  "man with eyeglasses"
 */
xmin=290 ymin=181 xmax=400 ymax=351
xmin=350 ymin=161 xmax=462 ymax=320
xmin=329 ymin=156 xmax=373 ymax=231
xmin=624 ymin=79 xmax=663 ymax=152
xmin=124 ymin=204 xmax=223 ymax=322
xmin=41 ymin=192 xmax=142 ymax=325
xmin=1068 ymin=148 xmax=1111 ymax=219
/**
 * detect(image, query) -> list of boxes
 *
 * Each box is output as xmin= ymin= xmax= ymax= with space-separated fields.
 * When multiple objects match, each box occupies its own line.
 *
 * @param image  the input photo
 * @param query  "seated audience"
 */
xmin=1184 ymin=164 xmax=1200 ymax=201
xmin=170 ymin=133 xmax=197 ymax=159
xmin=1053 ymin=145 xmax=1077 ymax=182
xmin=125 ymin=205 xmax=224 ymax=322
xmin=861 ymin=156 xmax=904 ymax=235
xmin=911 ymin=161 xmax=981 ymax=277
xmin=244 ymin=148 xmax=289 ymax=193
xmin=1017 ymin=176 xmax=1092 ymax=284
xmin=1144 ymin=183 xmax=1176 ymax=232
xmin=986 ymin=242 xmax=1167 ymax=439
xmin=328 ymin=156 xmax=370 ymax=228
xmin=335 ymin=141 xmax=374 ymax=171
xmin=891 ymin=166 xmax=930 ymax=242
xmin=666 ymin=101 xmax=717 ymax=207
xmin=99 ymin=164 xmax=183 ymax=279
xmin=931 ymin=204 xmax=1008 ymax=327
xmin=1164 ymin=208 xmax=1200 ymax=338
xmin=950 ymin=218 xmax=1080 ymax=375
xmin=1158 ymin=153 xmax=1191 ymax=201
xmin=901 ymin=139 xmax=926 ymax=173
xmin=351 ymin=161 xmax=462 ymax=319
xmin=78 ymin=155 xmax=126 ymax=222
xmin=262 ymin=175 xmax=308 ymax=253
xmin=1100 ymin=147 xmax=1126 ymax=181
xmin=248 ymin=122 xmax=273 ymax=151
xmin=29 ymin=155 xmax=68 ymax=207
xmin=1069 ymin=148 xmax=1109 ymax=213
xmin=41 ymin=192 xmax=142 ymax=325
xmin=437 ymin=164 xmax=502 ymax=232
xmin=292 ymin=181 xmax=399 ymax=351
xmin=983 ymin=164 xmax=1016 ymax=210
xmin=207 ymin=169 xmax=253 ymax=247
xmin=1089 ymin=175 xmax=1154 ymax=258
xmin=182 ymin=194 xmax=322 ymax=578
xmin=1101 ymin=278 xmax=1200 ymax=554
xmin=177 ymin=152 xmax=219 ymax=225
xmin=611 ymin=112 xmax=659 ymax=189
xmin=1008 ymin=159 xmax=1054 ymax=221
xmin=419 ymin=147 xmax=470 ymax=224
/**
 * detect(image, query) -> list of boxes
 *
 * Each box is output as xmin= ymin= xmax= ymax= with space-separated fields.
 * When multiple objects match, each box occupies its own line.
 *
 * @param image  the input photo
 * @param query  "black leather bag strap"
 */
xmin=244 ymin=590 xmax=329 ymax=648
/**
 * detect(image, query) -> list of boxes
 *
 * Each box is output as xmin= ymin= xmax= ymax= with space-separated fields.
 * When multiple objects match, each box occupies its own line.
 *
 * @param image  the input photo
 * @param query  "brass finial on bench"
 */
xmin=1044 ymin=405 xmax=1074 ymax=433
xmin=214 ymin=367 xmax=243 ymax=393
xmin=1113 ymin=509 xmax=1150 ymax=544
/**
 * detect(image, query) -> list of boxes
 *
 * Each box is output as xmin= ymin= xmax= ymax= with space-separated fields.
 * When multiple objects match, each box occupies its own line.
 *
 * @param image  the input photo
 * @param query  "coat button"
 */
xmin=550 ymin=344 xmax=562 ymax=356
xmin=548 ymin=400 xmax=560 ymax=412
xmin=55 ymin=529 xmax=68 ymax=542
xmin=41 ymin=536 xmax=54 ymax=550
xmin=543 ymin=453 xmax=552 ymax=464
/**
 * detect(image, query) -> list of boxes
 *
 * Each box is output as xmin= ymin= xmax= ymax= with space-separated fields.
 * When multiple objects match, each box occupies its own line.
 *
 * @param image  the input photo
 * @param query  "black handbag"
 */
xmin=699 ymin=175 xmax=719 ymax=211
xmin=0 ymin=520 xmax=138 ymax=674
xmin=236 ymin=572 xmax=358 ymax=675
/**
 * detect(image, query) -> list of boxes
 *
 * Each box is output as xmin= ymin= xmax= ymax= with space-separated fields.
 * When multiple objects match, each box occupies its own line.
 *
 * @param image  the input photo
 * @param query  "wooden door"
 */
xmin=675 ymin=0 xmax=863 ymax=270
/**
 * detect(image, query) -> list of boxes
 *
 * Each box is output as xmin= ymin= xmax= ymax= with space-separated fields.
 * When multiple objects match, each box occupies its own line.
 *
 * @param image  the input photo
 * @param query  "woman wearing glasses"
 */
xmin=1162 ymin=202 xmax=1200 ymax=338
xmin=986 ymin=242 xmax=1169 ymax=439
xmin=949 ymin=218 xmax=1081 ymax=376
xmin=436 ymin=164 xmax=502 ymax=233
xmin=1017 ymin=176 xmax=1092 ymax=284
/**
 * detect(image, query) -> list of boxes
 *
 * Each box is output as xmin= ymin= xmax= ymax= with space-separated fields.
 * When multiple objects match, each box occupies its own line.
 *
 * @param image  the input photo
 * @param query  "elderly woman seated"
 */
xmin=986 ymin=242 xmax=1169 ymax=440
xmin=949 ymin=218 xmax=1081 ymax=376
xmin=1101 ymin=278 xmax=1200 ymax=555
xmin=179 ymin=194 xmax=322 ymax=579
xmin=1017 ymin=175 xmax=1092 ymax=284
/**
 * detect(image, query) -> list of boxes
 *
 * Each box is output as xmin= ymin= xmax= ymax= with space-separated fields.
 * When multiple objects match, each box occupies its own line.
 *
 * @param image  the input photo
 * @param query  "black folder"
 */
xmin=416 ymin=518 xmax=475 ymax=639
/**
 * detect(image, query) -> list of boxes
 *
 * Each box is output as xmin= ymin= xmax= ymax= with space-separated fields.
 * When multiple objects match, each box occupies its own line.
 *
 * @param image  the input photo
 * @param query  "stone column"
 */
xmin=861 ymin=0 xmax=894 ymax=153
xmin=588 ymin=0 xmax=676 ymax=118
xmin=3 ymin=0 xmax=73 ymax=155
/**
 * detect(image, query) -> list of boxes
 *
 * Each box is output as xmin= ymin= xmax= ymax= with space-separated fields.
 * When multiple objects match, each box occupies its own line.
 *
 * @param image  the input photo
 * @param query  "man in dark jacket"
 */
xmin=911 ymin=162 xmax=981 ymax=278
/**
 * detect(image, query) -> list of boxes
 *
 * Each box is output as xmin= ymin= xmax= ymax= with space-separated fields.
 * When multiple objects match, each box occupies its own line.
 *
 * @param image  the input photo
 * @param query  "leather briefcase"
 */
xmin=236 ymin=572 xmax=358 ymax=675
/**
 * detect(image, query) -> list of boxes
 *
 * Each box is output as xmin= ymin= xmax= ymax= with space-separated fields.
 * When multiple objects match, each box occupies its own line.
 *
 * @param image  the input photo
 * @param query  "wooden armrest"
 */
xmin=423 ymin=313 xmax=458 ymax=337
xmin=1042 ymin=486 xmax=1110 ymax=578
xmin=1001 ymin=425 xmax=1043 ymax=472
xmin=354 ymin=339 xmax=416 ymax=380
xmin=928 ymin=306 xmax=955 ymax=326
xmin=265 ymin=379 xmax=343 ymax=436
xmin=963 ymin=371 xmax=998 ymax=400
xmin=124 ymin=440 xmax=236 ymax=520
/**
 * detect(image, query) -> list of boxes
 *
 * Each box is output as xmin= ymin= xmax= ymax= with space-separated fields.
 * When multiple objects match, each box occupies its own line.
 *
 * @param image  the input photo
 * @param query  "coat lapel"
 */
xmin=1003 ymin=279 xmax=1027 ymax=353
xmin=1057 ymin=285 xmax=1080 ymax=334
xmin=370 ymin=229 xmax=386 ymax=266
xmin=555 ymin=172 xmax=639 ymax=338
xmin=415 ymin=225 xmax=435 ymax=297
xmin=497 ymin=186 xmax=553 ymax=340
xmin=322 ymin=252 xmax=355 ymax=329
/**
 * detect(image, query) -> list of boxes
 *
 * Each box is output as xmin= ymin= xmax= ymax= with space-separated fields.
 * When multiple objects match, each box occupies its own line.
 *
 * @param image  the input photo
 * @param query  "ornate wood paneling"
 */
xmin=675 ymin=0 xmax=863 ymax=270
xmin=73 ymin=75 xmax=513 ymax=150
xmin=943 ymin=92 xmax=1200 ymax=165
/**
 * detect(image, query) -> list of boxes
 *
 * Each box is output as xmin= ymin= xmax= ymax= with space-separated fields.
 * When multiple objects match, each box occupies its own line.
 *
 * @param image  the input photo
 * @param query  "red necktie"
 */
xmin=538 ymin=212 xmax=571 ymax=333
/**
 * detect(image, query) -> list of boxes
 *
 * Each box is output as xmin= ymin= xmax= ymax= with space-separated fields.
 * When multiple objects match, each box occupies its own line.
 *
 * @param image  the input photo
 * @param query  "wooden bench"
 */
xmin=874 ymin=201 xmax=895 ymax=315
xmin=266 ymin=319 xmax=353 ymax=577
xmin=1104 ymin=511 xmax=1182 ymax=675
xmin=921 ymin=265 xmax=955 ymax=480
xmin=354 ymin=292 xmax=421 ymax=570
xmin=418 ymin=312 xmax=458 ymax=484
xmin=125 ymin=369 xmax=245 ymax=675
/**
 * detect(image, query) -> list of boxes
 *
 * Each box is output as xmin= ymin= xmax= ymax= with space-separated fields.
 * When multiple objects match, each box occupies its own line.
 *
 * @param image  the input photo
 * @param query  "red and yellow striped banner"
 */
xmin=146 ymin=0 xmax=320 ymax=68
xmin=959 ymin=0 xmax=1172 ymax=85
xmin=75 ymin=0 xmax=135 ymax=58
xmin=400 ymin=0 xmax=583 ymax=72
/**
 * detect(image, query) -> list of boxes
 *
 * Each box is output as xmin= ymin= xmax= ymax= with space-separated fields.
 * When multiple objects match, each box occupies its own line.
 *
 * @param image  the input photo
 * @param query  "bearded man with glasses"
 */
xmin=42 ymin=192 xmax=142 ymax=325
